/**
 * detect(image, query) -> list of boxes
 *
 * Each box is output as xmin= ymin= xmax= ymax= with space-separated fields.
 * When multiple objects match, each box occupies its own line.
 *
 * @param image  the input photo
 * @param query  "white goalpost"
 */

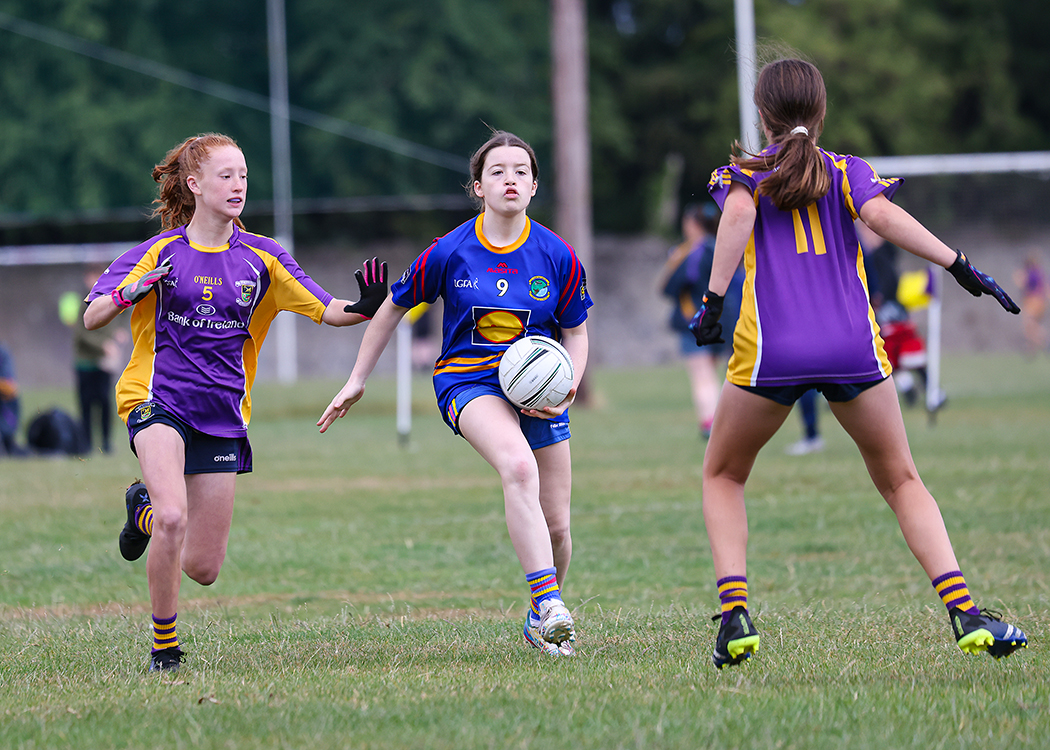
xmin=866 ymin=152 xmax=1050 ymax=423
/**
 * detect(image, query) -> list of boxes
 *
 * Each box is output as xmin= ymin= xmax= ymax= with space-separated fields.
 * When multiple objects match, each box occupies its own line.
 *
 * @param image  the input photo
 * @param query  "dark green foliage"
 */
xmin=1 ymin=0 xmax=1049 ymax=237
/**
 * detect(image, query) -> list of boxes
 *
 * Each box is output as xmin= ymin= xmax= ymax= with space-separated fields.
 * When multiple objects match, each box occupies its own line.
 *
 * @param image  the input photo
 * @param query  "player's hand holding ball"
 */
xmin=499 ymin=336 xmax=575 ymax=419
xmin=689 ymin=291 xmax=725 ymax=346
xmin=947 ymin=249 xmax=1020 ymax=314
xmin=522 ymin=387 xmax=577 ymax=420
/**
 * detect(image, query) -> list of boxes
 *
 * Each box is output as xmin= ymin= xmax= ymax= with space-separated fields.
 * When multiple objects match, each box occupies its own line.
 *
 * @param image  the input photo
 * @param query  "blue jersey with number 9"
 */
xmin=391 ymin=214 xmax=593 ymax=406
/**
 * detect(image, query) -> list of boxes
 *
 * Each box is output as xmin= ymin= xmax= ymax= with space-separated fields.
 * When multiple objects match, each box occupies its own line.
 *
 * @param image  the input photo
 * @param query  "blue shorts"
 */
xmin=127 ymin=401 xmax=253 ymax=475
xmin=736 ymin=377 xmax=887 ymax=406
xmin=440 ymin=382 xmax=571 ymax=450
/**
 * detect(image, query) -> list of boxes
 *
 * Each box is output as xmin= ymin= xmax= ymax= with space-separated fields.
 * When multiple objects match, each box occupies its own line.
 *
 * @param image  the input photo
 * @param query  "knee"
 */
xmin=501 ymin=455 xmax=538 ymax=490
xmin=183 ymin=555 xmax=225 ymax=586
xmin=548 ymin=522 xmax=571 ymax=550
xmin=871 ymin=464 xmax=923 ymax=502
xmin=151 ymin=507 xmax=187 ymax=540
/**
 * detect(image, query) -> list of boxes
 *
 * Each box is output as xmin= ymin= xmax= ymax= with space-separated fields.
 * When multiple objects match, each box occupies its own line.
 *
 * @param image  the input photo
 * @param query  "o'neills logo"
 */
xmin=213 ymin=453 xmax=237 ymax=462
xmin=487 ymin=262 xmax=518 ymax=274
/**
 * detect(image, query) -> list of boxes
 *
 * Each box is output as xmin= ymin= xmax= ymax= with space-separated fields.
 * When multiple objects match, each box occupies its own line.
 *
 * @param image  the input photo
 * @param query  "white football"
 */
xmin=498 ymin=336 xmax=575 ymax=410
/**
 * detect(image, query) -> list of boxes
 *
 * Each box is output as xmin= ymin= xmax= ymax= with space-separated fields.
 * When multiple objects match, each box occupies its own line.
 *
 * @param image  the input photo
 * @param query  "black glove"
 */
xmin=343 ymin=257 xmax=388 ymax=319
xmin=689 ymin=291 xmax=725 ymax=346
xmin=112 ymin=256 xmax=172 ymax=309
xmin=946 ymin=250 xmax=1020 ymax=314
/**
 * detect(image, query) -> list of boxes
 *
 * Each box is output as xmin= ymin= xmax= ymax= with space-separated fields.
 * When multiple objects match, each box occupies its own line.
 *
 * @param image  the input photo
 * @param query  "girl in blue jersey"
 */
xmin=690 ymin=58 xmax=1026 ymax=669
xmin=84 ymin=133 xmax=387 ymax=672
xmin=319 ymin=131 xmax=592 ymax=656
xmin=659 ymin=202 xmax=744 ymax=438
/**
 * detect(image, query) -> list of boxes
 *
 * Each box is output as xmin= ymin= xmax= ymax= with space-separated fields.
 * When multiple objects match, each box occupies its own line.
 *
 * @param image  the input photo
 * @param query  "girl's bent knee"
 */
xmin=151 ymin=508 xmax=187 ymax=538
xmin=183 ymin=556 xmax=225 ymax=586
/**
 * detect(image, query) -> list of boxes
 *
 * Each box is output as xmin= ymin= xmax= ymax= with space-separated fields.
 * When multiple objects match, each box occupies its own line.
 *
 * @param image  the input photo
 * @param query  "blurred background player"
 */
xmin=59 ymin=265 xmax=128 ymax=454
xmin=784 ymin=388 xmax=824 ymax=455
xmin=693 ymin=56 xmax=1027 ymax=669
xmin=1014 ymin=252 xmax=1047 ymax=354
xmin=318 ymin=131 xmax=592 ymax=658
xmin=659 ymin=202 xmax=743 ymax=438
xmin=0 ymin=340 xmax=26 ymax=457
xmin=856 ymin=220 xmax=943 ymax=409
xmin=84 ymin=133 xmax=387 ymax=672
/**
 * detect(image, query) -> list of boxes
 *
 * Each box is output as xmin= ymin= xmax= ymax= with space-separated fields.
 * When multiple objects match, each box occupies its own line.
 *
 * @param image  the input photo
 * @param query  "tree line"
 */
xmin=0 ymin=0 xmax=1047 ymax=242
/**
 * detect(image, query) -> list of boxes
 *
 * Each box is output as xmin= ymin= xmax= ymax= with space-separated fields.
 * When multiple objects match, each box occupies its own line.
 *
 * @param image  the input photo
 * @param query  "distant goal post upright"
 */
xmin=865 ymin=151 xmax=1050 ymax=421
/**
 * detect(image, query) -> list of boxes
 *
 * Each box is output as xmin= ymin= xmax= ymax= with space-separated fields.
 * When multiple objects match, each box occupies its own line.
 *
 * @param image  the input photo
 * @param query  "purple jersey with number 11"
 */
xmin=87 ymin=225 xmax=332 ymax=437
xmin=708 ymin=147 xmax=900 ymax=387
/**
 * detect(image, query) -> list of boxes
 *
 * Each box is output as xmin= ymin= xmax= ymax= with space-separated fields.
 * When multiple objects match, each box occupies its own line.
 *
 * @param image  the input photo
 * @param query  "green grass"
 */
xmin=2 ymin=354 xmax=1048 ymax=749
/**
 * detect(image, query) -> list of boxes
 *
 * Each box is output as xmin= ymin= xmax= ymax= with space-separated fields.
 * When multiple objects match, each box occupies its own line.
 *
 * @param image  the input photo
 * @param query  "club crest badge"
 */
xmin=234 ymin=279 xmax=258 ymax=307
xmin=528 ymin=276 xmax=551 ymax=301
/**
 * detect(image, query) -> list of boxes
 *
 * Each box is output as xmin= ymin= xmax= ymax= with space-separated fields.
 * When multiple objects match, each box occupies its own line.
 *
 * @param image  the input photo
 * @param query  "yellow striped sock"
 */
xmin=932 ymin=571 xmax=978 ymax=614
xmin=152 ymin=613 xmax=179 ymax=652
xmin=136 ymin=504 xmax=153 ymax=536
xmin=718 ymin=576 xmax=748 ymax=622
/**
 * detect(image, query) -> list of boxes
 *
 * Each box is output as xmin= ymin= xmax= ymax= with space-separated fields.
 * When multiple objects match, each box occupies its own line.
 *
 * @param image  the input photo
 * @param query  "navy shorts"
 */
xmin=440 ymin=382 xmax=571 ymax=450
xmin=127 ymin=401 xmax=253 ymax=474
xmin=736 ymin=377 xmax=887 ymax=406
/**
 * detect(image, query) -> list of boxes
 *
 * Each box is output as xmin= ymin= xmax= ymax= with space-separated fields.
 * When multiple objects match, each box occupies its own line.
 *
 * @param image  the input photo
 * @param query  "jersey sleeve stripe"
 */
xmin=555 ymin=247 xmax=583 ymax=313
xmin=413 ymin=242 xmax=438 ymax=304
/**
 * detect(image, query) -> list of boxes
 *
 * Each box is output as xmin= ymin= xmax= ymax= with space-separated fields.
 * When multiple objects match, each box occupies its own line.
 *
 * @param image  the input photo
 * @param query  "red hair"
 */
xmin=150 ymin=133 xmax=246 ymax=231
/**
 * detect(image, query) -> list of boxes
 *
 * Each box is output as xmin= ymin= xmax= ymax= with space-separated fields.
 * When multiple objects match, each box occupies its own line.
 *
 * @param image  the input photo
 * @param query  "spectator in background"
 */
xmin=785 ymin=388 xmax=824 ymax=455
xmin=61 ymin=265 xmax=128 ymax=454
xmin=660 ymin=202 xmax=743 ymax=438
xmin=856 ymin=220 xmax=943 ymax=409
xmin=0 ymin=341 xmax=26 ymax=456
xmin=1014 ymin=252 xmax=1047 ymax=355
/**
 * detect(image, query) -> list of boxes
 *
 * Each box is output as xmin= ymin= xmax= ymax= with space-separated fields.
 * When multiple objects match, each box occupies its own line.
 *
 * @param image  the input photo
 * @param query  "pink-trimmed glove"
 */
xmin=111 ymin=257 xmax=172 ymax=309
xmin=343 ymin=257 xmax=388 ymax=319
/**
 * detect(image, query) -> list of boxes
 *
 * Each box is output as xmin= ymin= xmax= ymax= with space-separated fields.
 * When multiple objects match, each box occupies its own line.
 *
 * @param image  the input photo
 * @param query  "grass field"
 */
xmin=1 ymin=355 xmax=1048 ymax=749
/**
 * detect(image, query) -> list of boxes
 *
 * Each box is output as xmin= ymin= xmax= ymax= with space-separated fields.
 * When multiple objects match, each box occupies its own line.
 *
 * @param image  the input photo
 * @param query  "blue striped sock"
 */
xmin=526 ymin=567 xmax=561 ymax=624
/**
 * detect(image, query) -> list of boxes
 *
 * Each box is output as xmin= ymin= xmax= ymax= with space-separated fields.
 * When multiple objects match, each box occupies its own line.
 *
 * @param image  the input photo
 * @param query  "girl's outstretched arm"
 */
xmin=317 ymin=297 xmax=409 ymax=433
xmin=858 ymin=194 xmax=957 ymax=267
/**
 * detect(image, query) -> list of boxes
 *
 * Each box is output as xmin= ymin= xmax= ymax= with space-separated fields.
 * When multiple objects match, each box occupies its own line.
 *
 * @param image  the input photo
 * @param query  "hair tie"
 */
xmin=790 ymin=125 xmax=809 ymax=136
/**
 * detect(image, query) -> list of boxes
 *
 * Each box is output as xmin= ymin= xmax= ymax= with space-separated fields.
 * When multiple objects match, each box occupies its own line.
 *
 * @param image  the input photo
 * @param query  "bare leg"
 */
xmin=535 ymin=440 xmax=572 ymax=586
xmin=702 ymin=385 xmax=793 ymax=580
xmin=684 ymin=352 xmax=721 ymax=430
xmin=134 ymin=425 xmax=238 ymax=620
xmin=458 ymin=396 xmax=554 ymax=573
xmin=182 ymin=472 xmax=237 ymax=585
xmin=134 ymin=424 xmax=188 ymax=621
xmin=827 ymin=377 xmax=961 ymax=578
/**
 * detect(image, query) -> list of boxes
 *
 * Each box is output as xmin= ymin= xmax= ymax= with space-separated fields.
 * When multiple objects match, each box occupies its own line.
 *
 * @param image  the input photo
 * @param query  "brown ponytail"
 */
xmin=731 ymin=59 xmax=830 ymax=211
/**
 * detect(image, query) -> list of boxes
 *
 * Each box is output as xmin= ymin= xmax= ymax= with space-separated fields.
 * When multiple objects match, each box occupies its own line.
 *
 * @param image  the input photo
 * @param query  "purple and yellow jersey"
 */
xmin=390 ymin=214 xmax=592 ymax=406
xmin=87 ymin=225 xmax=332 ymax=437
xmin=708 ymin=148 xmax=901 ymax=387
